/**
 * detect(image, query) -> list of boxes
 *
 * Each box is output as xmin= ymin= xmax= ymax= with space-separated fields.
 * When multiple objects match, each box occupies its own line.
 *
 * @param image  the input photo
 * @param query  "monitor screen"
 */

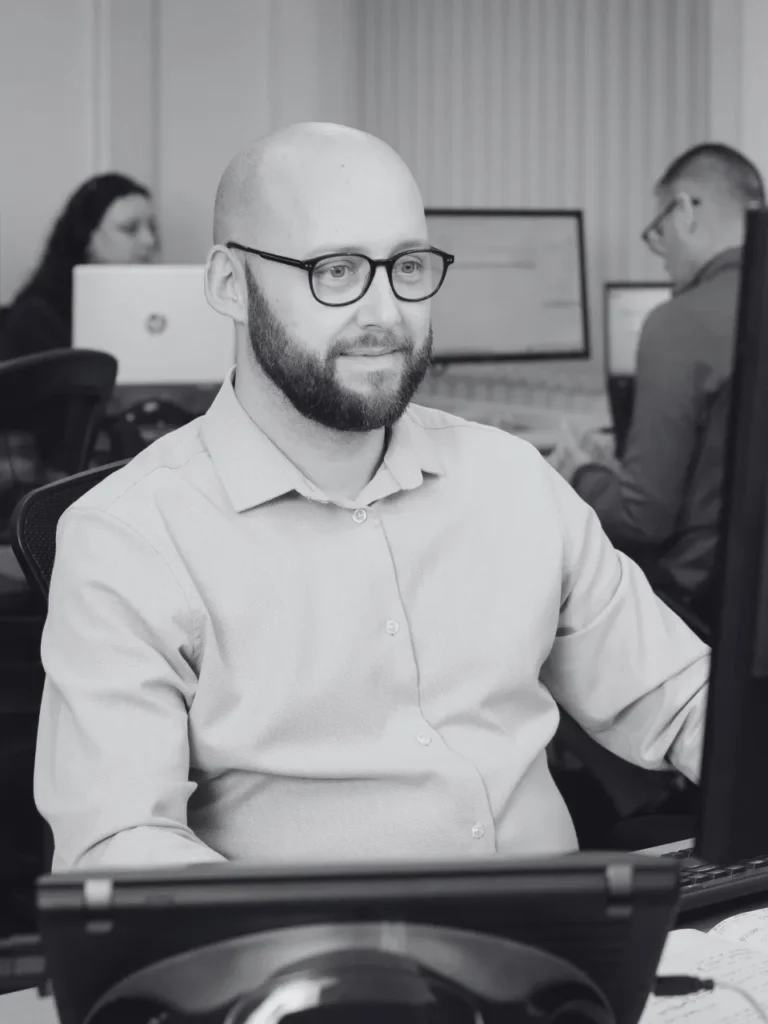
xmin=425 ymin=210 xmax=590 ymax=363
xmin=604 ymin=283 xmax=671 ymax=377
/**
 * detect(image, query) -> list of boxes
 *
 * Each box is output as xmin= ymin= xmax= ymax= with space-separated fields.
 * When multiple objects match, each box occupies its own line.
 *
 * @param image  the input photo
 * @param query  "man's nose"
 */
xmin=356 ymin=266 xmax=402 ymax=329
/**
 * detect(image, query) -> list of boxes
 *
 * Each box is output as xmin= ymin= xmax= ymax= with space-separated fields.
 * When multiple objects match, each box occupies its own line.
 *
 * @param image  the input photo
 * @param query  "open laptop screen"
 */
xmin=73 ymin=265 xmax=235 ymax=386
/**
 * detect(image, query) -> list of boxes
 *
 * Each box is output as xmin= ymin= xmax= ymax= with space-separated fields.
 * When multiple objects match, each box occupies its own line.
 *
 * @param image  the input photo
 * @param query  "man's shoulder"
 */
xmin=405 ymin=401 xmax=544 ymax=465
xmin=643 ymin=267 xmax=740 ymax=351
xmin=67 ymin=419 xmax=210 ymax=521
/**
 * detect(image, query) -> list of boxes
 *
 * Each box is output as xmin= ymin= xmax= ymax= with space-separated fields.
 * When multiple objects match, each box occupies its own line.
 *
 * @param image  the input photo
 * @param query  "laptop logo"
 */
xmin=146 ymin=314 xmax=168 ymax=335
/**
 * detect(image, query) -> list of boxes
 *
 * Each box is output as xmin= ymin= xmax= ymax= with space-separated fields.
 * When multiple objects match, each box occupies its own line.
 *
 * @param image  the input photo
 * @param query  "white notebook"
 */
xmin=641 ymin=908 xmax=768 ymax=1023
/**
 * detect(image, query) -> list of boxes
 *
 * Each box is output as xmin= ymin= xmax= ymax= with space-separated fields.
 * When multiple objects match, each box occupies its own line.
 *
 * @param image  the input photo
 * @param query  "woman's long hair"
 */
xmin=11 ymin=173 xmax=151 ymax=325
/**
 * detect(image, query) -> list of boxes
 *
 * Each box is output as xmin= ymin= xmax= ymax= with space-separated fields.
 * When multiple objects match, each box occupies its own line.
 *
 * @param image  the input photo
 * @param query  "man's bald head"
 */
xmin=204 ymin=122 xmax=436 ymax=436
xmin=213 ymin=122 xmax=424 ymax=250
xmin=647 ymin=142 xmax=766 ymax=286
xmin=655 ymin=143 xmax=765 ymax=217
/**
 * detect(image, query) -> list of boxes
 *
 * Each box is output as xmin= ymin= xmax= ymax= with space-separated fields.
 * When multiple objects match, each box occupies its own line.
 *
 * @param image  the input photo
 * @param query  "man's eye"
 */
xmin=325 ymin=264 xmax=352 ymax=278
xmin=398 ymin=260 xmax=421 ymax=275
xmin=314 ymin=260 xmax=364 ymax=284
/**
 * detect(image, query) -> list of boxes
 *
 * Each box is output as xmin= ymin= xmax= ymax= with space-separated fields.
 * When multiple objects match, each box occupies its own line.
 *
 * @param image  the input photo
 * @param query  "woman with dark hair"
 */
xmin=1 ymin=172 xmax=158 ymax=360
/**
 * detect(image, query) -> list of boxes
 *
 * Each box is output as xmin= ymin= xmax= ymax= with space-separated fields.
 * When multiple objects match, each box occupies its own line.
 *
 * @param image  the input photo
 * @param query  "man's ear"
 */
xmin=677 ymin=192 xmax=699 ymax=235
xmin=204 ymin=245 xmax=247 ymax=326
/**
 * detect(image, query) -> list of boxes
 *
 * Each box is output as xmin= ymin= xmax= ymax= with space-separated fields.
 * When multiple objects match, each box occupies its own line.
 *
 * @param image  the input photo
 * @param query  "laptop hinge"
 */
xmin=82 ymin=878 xmax=114 ymax=911
xmin=604 ymin=863 xmax=634 ymax=919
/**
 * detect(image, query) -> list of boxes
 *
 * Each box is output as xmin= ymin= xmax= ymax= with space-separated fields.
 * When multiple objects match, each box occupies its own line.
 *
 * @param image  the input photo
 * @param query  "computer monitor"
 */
xmin=72 ymin=265 xmax=236 ymax=386
xmin=425 ymin=209 xmax=590 ymax=364
xmin=603 ymin=283 xmax=671 ymax=457
xmin=36 ymin=854 xmax=678 ymax=1024
xmin=696 ymin=208 xmax=768 ymax=864
xmin=603 ymin=282 xmax=671 ymax=378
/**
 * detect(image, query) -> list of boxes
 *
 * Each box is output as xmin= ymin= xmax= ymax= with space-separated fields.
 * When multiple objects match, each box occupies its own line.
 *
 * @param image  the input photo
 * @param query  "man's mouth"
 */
xmin=342 ymin=346 xmax=402 ymax=357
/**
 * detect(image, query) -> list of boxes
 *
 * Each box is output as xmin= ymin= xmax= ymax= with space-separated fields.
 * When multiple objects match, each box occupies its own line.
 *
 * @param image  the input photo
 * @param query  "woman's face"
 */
xmin=87 ymin=193 xmax=159 ymax=264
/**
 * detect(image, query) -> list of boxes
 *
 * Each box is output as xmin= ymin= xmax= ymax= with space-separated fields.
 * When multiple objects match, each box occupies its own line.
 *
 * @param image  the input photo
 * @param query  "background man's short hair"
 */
xmin=657 ymin=143 xmax=766 ymax=209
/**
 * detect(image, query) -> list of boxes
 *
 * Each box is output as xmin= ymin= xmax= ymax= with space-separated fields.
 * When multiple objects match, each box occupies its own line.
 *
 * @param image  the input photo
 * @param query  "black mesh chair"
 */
xmin=0 ymin=354 xmax=116 ymax=920
xmin=11 ymin=460 xmax=130 ymax=605
xmin=0 ymin=460 xmax=130 ymax=914
xmin=0 ymin=349 xmax=117 ymax=548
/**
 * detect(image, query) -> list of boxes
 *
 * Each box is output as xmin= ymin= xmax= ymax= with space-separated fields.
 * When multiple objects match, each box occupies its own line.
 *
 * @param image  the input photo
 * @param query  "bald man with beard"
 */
xmin=35 ymin=123 xmax=710 ymax=871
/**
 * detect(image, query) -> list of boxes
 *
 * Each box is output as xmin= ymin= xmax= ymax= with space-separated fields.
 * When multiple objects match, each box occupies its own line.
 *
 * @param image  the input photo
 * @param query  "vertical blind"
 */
xmin=358 ymin=0 xmax=711 ymax=373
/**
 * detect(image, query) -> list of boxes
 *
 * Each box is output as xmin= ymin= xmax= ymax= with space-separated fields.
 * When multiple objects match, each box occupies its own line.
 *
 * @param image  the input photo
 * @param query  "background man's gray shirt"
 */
xmin=574 ymin=247 xmax=742 ymax=597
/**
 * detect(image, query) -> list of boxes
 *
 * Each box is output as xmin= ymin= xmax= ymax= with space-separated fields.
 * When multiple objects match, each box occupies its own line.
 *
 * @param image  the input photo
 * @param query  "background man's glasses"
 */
xmin=227 ymin=242 xmax=455 ymax=307
xmin=641 ymin=196 xmax=701 ymax=256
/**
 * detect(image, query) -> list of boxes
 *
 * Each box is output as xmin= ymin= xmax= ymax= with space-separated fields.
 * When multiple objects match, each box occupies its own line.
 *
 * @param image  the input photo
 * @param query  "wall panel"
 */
xmin=358 ymin=0 xmax=712 ymax=376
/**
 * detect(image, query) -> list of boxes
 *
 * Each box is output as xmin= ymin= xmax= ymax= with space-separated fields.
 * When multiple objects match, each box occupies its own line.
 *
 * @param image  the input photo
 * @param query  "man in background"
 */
xmin=550 ymin=143 xmax=765 ymax=623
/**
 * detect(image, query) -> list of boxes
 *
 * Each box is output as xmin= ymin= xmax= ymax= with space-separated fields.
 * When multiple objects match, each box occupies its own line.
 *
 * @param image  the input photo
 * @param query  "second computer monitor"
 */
xmin=426 ymin=209 xmax=590 ymax=364
xmin=603 ymin=282 xmax=672 ymax=378
xmin=73 ymin=265 xmax=236 ymax=386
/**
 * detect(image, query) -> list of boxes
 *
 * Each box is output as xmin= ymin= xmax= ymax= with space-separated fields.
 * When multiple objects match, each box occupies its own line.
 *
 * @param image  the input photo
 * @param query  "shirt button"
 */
xmin=471 ymin=823 xmax=486 ymax=840
xmin=386 ymin=619 xmax=399 ymax=635
xmin=416 ymin=731 xmax=431 ymax=746
xmin=352 ymin=508 xmax=367 ymax=523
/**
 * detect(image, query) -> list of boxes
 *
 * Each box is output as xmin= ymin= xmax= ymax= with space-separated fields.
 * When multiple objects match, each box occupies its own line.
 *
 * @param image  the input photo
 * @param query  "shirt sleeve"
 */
xmin=34 ymin=505 xmax=227 ymax=870
xmin=572 ymin=303 xmax=704 ymax=545
xmin=540 ymin=461 xmax=709 ymax=782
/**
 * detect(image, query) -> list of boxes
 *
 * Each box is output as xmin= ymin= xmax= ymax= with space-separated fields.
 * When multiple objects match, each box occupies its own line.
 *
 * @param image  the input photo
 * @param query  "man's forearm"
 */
xmin=667 ymin=685 xmax=707 ymax=785
xmin=52 ymin=824 xmax=227 ymax=872
xmin=572 ymin=463 xmax=627 ymax=534
xmin=572 ymin=462 xmax=670 ymax=546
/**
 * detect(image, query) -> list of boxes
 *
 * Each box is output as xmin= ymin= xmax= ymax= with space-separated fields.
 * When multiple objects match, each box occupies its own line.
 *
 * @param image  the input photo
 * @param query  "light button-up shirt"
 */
xmin=35 ymin=373 xmax=709 ymax=871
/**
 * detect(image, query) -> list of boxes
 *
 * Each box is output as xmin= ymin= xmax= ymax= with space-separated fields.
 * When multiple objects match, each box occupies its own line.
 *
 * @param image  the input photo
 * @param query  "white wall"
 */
xmin=0 ymin=0 xmax=96 ymax=303
xmin=0 ymin=0 xmax=359 ymax=301
xmin=357 ymin=0 xmax=711 ymax=379
xmin=709 ymin=0 xmax=768 ymax=184
xmin=153 ymin=0 xmax=359 ymax=263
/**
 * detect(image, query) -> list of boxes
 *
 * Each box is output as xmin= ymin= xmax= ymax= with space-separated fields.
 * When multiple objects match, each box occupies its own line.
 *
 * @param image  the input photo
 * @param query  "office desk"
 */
xmin=103 ymin=384 xmax=615 ymax=463
xmin=4 ymin=892 xmax=768 ymax=1024
xmin=108 ymin=382 xmax=219 ymax=418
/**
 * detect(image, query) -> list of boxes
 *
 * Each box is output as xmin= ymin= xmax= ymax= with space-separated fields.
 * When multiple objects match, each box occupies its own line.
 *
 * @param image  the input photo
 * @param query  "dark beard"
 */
xmin=245 ymin=262 xmax=432 ymax=432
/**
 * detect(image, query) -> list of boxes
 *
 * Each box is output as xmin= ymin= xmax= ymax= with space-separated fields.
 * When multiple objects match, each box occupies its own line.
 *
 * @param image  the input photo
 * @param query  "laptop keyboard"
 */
xmin=664 ymin=846 xmax=768 ymax=913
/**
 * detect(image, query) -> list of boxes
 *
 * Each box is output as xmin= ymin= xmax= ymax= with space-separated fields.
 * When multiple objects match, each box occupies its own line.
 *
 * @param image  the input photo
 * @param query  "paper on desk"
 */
xmin=0 ymin=987 xmax=58 ymax=1024
xmin=639 ymin=928 xmax=768 ymax=1023
xmin=711 ymin=908 xmax=768 ymax=953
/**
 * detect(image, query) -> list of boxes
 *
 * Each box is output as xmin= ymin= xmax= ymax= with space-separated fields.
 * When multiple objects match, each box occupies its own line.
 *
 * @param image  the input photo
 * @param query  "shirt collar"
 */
xmin=676 ymin=246 xmax=743 ymax=296
xmin=202 ymin=373 xmax=445 ymax=513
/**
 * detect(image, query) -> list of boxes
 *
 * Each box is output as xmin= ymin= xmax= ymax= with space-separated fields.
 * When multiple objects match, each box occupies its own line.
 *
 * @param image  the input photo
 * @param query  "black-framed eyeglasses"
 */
xmin=226 ymin=241 xmax=455 ymax=307
xmin=641 ymin=196 xmax=701 ymax=256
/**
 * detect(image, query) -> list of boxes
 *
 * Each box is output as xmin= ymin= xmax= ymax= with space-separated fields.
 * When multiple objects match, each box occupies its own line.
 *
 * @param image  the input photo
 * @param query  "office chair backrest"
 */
xmin=0 ymin=349 xmax=117 ymax=474
xmin=11 ymin=460 xmax=130 ymax=604
xmin=606 ymin=376 xmax=635 ymax=460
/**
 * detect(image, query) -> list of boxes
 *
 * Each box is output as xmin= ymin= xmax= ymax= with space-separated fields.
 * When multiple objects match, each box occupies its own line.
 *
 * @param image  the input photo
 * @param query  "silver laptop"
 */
xmin=73 ymin=265 xmax=236 ymax=385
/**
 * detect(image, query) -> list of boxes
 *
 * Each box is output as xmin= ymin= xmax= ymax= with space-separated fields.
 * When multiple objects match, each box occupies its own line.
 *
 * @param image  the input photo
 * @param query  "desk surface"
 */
xmin=108 ymin=382 xmax=218 ymax=418
xmin=106 ymin=385 xmax=583 ymax=458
